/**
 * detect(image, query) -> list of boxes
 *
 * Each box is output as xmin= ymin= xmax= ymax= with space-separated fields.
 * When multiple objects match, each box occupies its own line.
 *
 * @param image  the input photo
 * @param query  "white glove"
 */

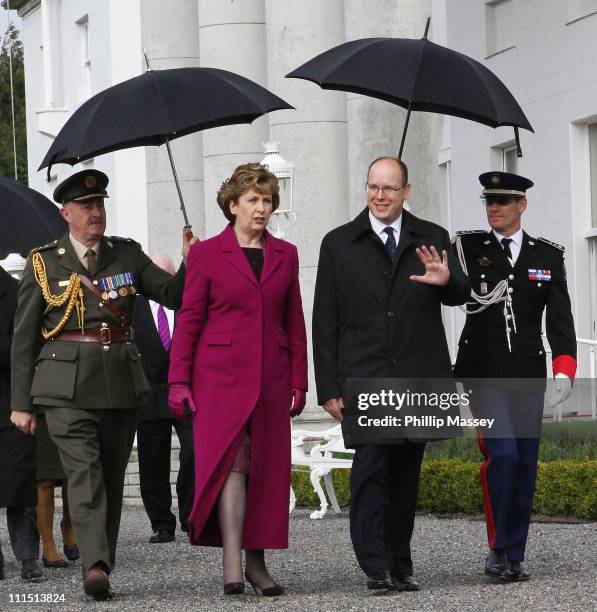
xmin=549 ymin=375 xmax=572 ymax=409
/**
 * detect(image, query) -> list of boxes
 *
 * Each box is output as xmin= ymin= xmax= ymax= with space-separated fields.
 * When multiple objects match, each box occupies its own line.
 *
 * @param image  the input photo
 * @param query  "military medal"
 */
xmin=528 ymin=269 xmax=551 ymax=281
xmin=99 ymin=271 xmax=137 ymax=300
xmin=129 ymin=286 xmax=137 ymax=295
xmin=101 ymin=291 xmax=109 ymax=300
xmin=480 ymin=282 xmax=488 ymax=295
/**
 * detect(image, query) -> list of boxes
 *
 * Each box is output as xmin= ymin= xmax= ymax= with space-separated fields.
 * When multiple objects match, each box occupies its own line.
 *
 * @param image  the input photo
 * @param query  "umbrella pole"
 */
xmin=165 ymin=137 xmax=191 ymax=227
xmin=398 ymin=102 xmax=413 ymax=159
xmin=514 ymin=126 xmax=523 ymax=158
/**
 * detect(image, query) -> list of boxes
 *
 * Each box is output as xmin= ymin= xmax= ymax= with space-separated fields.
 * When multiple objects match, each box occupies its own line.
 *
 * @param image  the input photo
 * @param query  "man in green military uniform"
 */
xmin=10 ymin=169 xmax=195 ymax=600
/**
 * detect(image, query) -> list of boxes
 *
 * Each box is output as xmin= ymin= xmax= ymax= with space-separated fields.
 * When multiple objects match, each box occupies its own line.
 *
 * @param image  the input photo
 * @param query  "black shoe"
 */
xmin=245 ymin=571 xmax=284 ymax=596
xmin=63 ymin=544 xmax=80 ymax=561
xmin=224 ymin=582 xmax=245 ymax=595
xmin=500 ymin=561 xmax=530 ymax=582
xmin=366 ymin=570 xmax=394 ymax=595
xmin=21 ymin=559 xmax=44 ymax=581
xmin=84 ymin=564 xmax=112 ymax=600
xmin=149 ymin=529 xmax=175 ymax=543
xmin=485 ymin=549 xmax=507 ymax=577
xmin=43 ymin=557 xmax=69 ymax=568
xmin=392 ymin=573 xmax=419 ymax=592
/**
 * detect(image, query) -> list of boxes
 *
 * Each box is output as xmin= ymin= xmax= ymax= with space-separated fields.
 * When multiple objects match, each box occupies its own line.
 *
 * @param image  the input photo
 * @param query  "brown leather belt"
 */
xmin=54 ymin=327 xmax=134 ymax=344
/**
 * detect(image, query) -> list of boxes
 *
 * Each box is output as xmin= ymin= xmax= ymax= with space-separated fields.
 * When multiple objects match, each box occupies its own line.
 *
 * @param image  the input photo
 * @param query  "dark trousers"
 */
xmin=349 ymin=442 xmax=425 ymax=578
xmin=137 ymin=418 xmax=194 ymax=533
xmin=470 ymin=384 xmax=544 ymax=562
xmin=1 ymin=506 xmax=39 ymax=561
xmin=44 ymin=407 xmax=138 ymax=573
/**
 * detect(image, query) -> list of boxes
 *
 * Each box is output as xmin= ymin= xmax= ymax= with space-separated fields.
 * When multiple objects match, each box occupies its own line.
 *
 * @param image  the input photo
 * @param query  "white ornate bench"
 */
xmin=290 ymin=424 xmax=354 ymax=519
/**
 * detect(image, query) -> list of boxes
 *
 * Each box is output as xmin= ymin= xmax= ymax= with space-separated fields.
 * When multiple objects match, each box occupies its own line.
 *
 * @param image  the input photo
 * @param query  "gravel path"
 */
xmin=1 ymin=508 xmax=595 ymax=611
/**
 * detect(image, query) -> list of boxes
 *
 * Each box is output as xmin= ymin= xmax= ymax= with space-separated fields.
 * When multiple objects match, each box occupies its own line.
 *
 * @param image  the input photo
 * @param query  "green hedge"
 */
xmin=291 ymin=458 xmax=597 ymax=520
xmin=424 ymin=421 xmax=597 ymax=462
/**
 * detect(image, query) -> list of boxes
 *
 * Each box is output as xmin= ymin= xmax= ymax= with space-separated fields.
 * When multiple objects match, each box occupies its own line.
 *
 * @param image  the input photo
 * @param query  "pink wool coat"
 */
xmin=168 ymin=224 xmax=308 ymax=548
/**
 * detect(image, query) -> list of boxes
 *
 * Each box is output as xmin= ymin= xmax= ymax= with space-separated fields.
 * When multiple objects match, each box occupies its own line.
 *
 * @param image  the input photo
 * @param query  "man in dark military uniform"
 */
xmin=454 ymin=171 xmax=577 ymax=582
xmin=10 ymin=169 xmax=195 ymax=600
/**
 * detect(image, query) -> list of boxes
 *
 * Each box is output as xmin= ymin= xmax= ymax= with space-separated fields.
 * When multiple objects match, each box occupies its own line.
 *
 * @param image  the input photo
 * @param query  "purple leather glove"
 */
xmin=168 ymin=383 xmax=196 ymax=422
xmin=290 ymin=388 xmax=306 ymax=418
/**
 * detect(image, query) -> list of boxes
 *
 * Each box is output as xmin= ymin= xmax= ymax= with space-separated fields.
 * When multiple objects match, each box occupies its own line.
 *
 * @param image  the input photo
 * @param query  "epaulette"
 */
xmin=456 ymin=230 xmax=486 ymax=236
xmin=537 ymin=237 xmax=565 ymax=252
xmin=30 ymin=240 xmax=58 ymax=253
xmin=107 ymin=235 xmax=135 ymax=243
xmin=452 ymin=230 xmax=486 ymax=243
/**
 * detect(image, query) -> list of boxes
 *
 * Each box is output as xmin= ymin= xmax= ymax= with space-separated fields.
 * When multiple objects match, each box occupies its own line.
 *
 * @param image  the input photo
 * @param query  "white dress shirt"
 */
xmin=493 ymin=227 xmax=523 ymax=265
xmin=369 ymin=210 xmax=403 ymax=245
xmin=149 ymin=300 xmax=175 ymax=339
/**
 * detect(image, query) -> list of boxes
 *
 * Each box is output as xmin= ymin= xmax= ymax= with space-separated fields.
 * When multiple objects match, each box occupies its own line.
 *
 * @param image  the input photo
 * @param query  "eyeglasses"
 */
xmin=365 ymin=183 xmax=405 ymax=195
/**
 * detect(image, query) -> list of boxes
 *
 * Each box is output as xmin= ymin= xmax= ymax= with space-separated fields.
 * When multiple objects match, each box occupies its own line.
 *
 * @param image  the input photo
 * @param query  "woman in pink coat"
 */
xmin=168 ymin=163 xmax=308 ymax=596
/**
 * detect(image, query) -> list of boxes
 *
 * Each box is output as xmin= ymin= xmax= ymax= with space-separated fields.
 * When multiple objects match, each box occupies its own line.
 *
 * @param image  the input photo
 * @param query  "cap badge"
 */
xmin=491 ymin=175 xmax=500 ymax=185
xmin=84 ymin=175 xmax=97 ymax=189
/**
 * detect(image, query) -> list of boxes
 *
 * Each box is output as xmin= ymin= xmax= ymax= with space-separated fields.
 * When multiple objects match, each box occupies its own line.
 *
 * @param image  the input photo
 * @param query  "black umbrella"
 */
xmin=286 ymin=19 xmax=533 ymax=158
xmin=0 ymin=177 xmax=67 ymax=259
xmin=39 ymin=62 xmax=293 ymax=225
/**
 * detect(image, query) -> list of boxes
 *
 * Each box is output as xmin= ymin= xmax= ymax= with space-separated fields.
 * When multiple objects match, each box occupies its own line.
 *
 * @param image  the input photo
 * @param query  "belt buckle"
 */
xmin=100 ymin=327 xmax=112 ymax=344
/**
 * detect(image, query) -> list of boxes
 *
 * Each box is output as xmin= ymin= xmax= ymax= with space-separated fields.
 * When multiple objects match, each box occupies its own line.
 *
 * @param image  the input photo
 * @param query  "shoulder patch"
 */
xmin=537 ymin=237 xmax=565 ymax=252
xmin=30 ymin=240 xmax=58 ymax=253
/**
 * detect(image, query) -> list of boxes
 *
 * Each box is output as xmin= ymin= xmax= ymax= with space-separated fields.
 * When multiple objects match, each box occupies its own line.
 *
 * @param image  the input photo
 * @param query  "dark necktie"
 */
xmin=84 ymin=249 xmax=96 ymax=276
xmin=157 ymin=305 xmax=171 ymax=350
xmin=383 ymin=227 xmax=397 ymax=261
xmin=501 ymin=237 xmax=513 ymax=260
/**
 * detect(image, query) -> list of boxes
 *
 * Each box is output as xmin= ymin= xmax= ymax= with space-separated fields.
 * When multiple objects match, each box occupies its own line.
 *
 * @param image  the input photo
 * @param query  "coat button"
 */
xmin=480 ymin=274 xmax=486 ymax=279
xmin=387 ymin=311 xmax=395 ymax=318
xmin=52 ymin=353 xmax=56 ymax=358
xmin=539 ymin=350 xmax=544 ymax=355
xmin=93 ymin=279 xmax=99 ymax=285
xmin=103 ymin=345 xmax=110 ymax=352
xmin=508 ymin=287 xmax=514 ymax=294
xmin=464 ymin=339 xmax=469 ymax=344
xmin=538 ymin=282 xmax=542 ymax=287
xmin=509 ymin=274 xmax=514 ymax=280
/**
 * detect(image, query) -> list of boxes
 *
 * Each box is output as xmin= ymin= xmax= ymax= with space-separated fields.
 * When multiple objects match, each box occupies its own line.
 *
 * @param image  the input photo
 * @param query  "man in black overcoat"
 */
xmin=132 ymin=255 xmax=194 ymax=543
xmin=0 ymin=265 xmax=42 ymax=581
xmin=313 ymin=157 xmax=470 ymax=593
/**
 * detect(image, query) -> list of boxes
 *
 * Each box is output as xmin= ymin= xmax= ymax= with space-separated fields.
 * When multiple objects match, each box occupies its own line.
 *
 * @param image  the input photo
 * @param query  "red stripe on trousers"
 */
xmin=477 ymin=433 xmax=496 ymax=549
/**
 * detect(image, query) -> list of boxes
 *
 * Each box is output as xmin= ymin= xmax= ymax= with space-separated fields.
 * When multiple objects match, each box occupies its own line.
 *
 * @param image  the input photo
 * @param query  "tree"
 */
xmin=0 ymin=23 xmax=27 ymax=183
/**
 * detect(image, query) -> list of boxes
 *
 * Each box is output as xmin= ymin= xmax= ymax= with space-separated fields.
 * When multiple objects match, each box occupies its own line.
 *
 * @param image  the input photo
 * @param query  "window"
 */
xmin=485 ymin=0 xmax=515 ymax=57
xmin=77 ymin=16 xmax=91 ymax=100
xmin=567 ymin=0 xmax=597 ymax=24
xmin=491 ymin=143 xmax=518 ymax=174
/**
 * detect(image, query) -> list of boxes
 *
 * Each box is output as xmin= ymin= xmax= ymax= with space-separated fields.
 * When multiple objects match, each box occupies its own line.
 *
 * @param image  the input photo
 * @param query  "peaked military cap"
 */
xmin=479 ymin=171 xmax=534 ymax=200
xmin=53 ymin=169 xmax=109 ymax=204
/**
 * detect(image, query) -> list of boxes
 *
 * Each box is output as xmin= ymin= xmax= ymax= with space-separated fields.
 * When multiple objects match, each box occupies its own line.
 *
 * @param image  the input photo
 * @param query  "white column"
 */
xmin=40 ymin=0 xmax=54 ymax=108
xmin=140 ymin=0 xmax=204 ymax=260
xmin=265 ymin=0 xmax=348 ymax=423
xmin=198 ymin=0 xmax=269 ymax=237
xmin=344 ymin=0 xmax=440 ymax=222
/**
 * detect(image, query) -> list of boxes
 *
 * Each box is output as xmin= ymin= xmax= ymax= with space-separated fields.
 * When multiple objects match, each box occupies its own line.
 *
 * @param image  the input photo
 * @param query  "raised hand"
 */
xmin=410 ymin=245 xmax=450 ymax=286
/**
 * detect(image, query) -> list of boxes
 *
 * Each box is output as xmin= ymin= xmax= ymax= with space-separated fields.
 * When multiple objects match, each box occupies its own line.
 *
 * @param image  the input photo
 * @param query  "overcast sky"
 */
xmin=0 ymin=7 xmax=22 ymax=36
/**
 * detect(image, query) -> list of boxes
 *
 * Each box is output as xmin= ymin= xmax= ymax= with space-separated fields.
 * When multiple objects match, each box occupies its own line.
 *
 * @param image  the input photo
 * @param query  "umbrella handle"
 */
xmin=514 ymin=126 xmax=523 ymax=158
xmin=398 ymin=102 xmax=413 ymax=159
xmin=165 ymin=137 xmax=191 ymax=227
